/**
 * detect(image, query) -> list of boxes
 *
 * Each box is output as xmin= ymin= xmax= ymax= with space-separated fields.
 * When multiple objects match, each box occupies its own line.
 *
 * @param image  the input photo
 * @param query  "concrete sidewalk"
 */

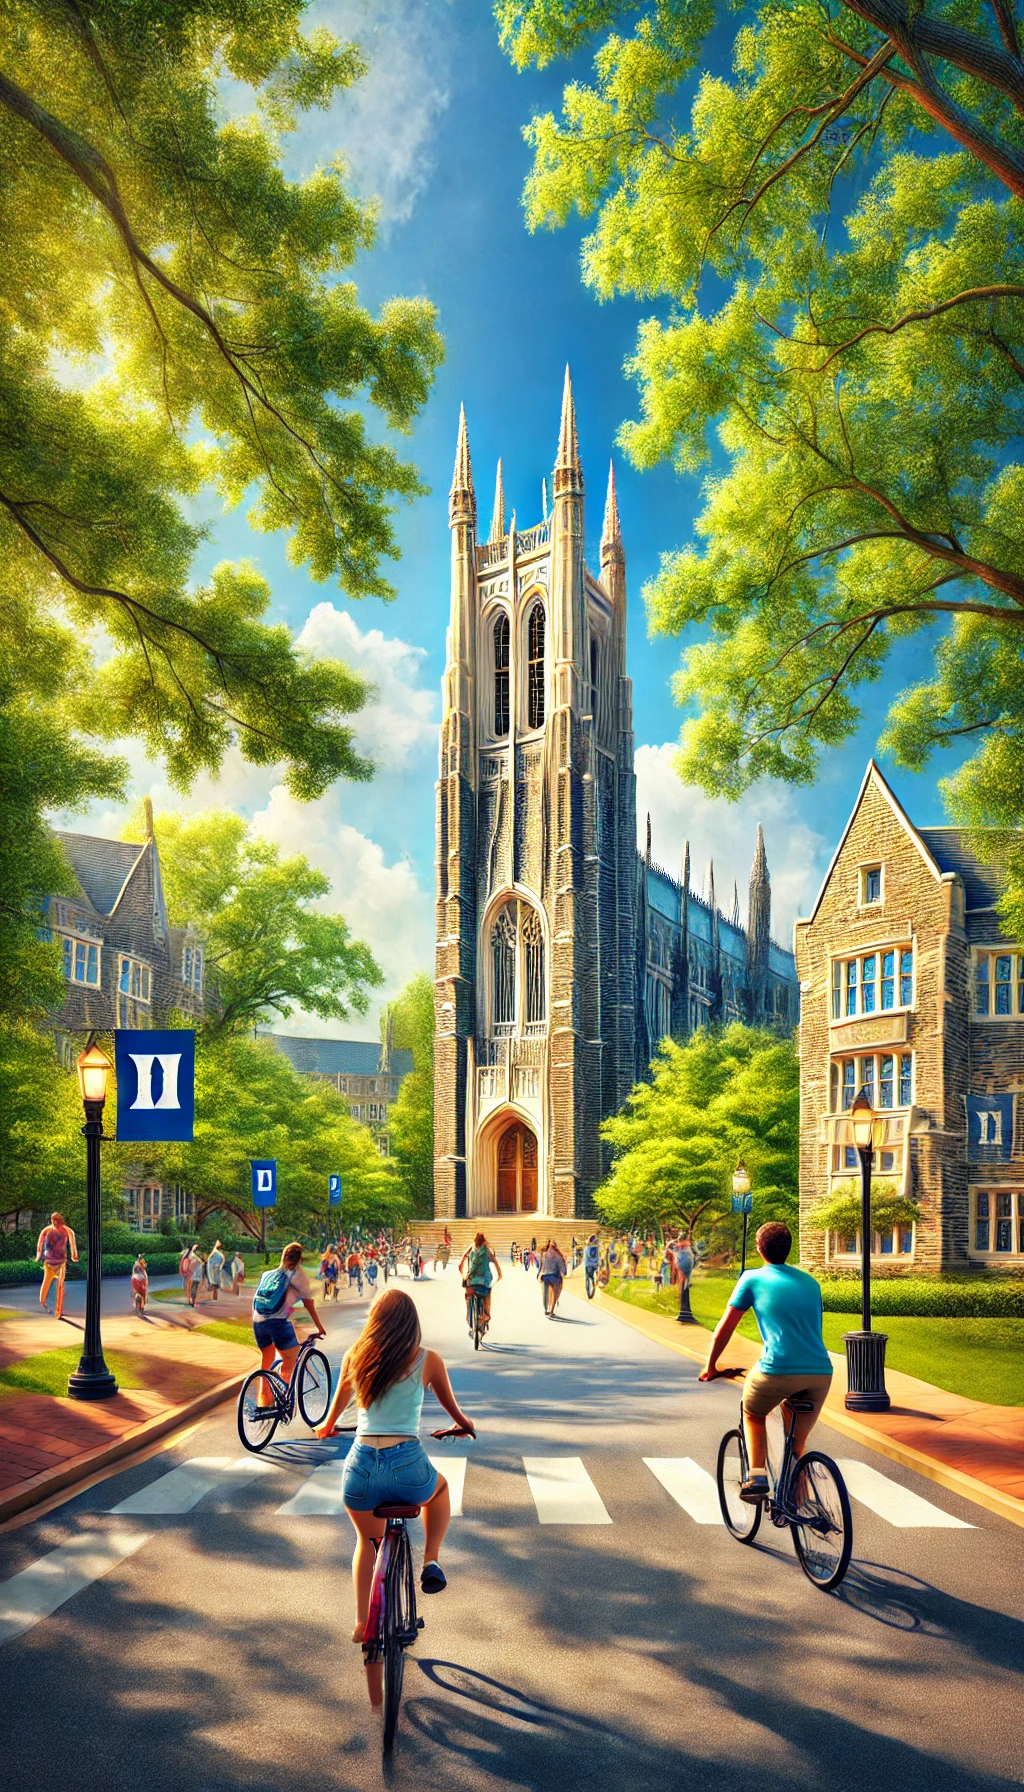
xmin=0 ymin=1292 xmax=258 ymax=1521
xmin=594 ymin=1286 xmax=1024 ymax=1527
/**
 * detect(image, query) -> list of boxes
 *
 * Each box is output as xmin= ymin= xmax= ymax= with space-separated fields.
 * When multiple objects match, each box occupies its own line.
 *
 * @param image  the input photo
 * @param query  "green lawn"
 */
xmin=197 ymin=1320 xmax=259 ymax=1352
xmin=0 ymin=1308 xmax=21 ymax=1323
xmin=607 ymin=1273 xmax=1024 ymax=1407
xmin=0 ymin=1347 xmax=148 ymax=1398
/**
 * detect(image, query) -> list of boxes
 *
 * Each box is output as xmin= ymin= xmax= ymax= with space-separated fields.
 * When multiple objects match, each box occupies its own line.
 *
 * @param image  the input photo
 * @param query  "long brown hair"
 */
xmin=347 ymin=1288 xmax=422 ymax=1409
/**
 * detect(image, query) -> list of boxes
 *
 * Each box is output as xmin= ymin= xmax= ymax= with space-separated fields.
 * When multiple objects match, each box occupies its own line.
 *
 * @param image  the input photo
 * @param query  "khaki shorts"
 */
xmin=742 ymin=1369 xmax=832 ymax=1420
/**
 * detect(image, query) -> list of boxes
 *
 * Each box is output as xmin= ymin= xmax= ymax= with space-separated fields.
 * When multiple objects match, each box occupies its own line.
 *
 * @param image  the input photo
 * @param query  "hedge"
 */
xmin=0 ymin=1253 xmax=184 ymax=1286
xmin=818 ymin=1277 xmax=1024 ymax=1318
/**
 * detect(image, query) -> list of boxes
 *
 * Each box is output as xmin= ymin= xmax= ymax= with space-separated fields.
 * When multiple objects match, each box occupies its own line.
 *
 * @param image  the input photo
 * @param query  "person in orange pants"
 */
xmin=36 ymin=1213 xmax=78 ymax=1319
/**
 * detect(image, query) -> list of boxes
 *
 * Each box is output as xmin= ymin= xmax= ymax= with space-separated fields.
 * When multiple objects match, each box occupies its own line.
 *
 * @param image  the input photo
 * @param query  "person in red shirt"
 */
xmin=36 ymin=1213 xmax=78 ymax=1319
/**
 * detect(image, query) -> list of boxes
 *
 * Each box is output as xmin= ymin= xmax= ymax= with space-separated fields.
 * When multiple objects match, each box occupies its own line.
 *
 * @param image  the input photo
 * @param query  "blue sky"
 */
xmin=87 ymin=0 xmax=966 ymax=1038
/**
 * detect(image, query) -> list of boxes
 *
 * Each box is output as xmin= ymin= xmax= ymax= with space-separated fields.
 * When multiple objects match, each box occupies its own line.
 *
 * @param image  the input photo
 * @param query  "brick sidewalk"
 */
xmin=594 ymin=1287 xmax=1024 ymax=1521
xmin=0 ymin=1294 xmax=257 ymax=1509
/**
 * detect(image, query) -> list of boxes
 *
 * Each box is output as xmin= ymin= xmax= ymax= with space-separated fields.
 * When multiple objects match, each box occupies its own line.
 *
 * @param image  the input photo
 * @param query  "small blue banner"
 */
xmin=328 ymin=1174 xmax=342 ymax=1207
xmin=731 ymin=1193 xmax=753 ymax=1214
xmin=115 ymin=1029 xmax=195 ymax=1142
xmin=966 ymin=1093 xmax=1014 ymax=1161
xmin=251 ymin=1160 xmax=277 ymax=1207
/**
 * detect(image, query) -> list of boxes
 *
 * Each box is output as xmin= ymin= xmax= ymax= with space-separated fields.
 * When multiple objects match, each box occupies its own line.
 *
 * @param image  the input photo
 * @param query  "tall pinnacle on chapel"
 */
xmin=554 ymin=364 xmax=584 ymax=496
xmin=747 ymin=822 xmax=772 ymax=1002
xmin=448 ymin=403 xmax=475 ymax=525
xmin=489 ymin=459 xmax=506 ymax=543
xmin=601 ymin=460 xmax=624 ymax=566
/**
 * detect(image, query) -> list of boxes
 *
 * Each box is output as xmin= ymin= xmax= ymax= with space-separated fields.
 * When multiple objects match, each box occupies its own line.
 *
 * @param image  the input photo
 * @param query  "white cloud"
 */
xmin=635 ymin=744 xmax=830 ymax=948
xmin=287 ymin=0 xmax=452 ymax=226
xmin=252 ymin=782 xmax=433 ymax=1038
xmin=298 ymin=601 xmax=438 ymax=771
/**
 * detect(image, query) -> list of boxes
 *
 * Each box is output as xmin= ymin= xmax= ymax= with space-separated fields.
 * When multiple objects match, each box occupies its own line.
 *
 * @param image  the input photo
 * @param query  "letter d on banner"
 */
xmin=251 ymin=1160 xmax=277 ymax=1207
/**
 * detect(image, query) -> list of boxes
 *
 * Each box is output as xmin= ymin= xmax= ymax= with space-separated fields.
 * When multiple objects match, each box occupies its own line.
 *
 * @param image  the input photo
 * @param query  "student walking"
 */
xmin=206 ymin=1240 xmax=225 ymax=1301
xmin=187 ymin=1248 xmax=207 ymax=1307
xmin=179 ymin=1244 xmax=192 ymax=1292
xmin=229 ymin=1250 xmax=246 ymax=1295
xmin=36 ymin=1213 xmax=78 ymax=1320
xmin=131 ymin=1254 xmax=149 ymax=1314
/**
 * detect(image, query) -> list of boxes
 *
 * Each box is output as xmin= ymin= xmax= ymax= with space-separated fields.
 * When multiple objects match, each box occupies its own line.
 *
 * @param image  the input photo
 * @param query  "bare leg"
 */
xmin=422 ymin=1474 xmax=450 ymax=1564
xmin=347 ymin=1508 xmax=386 ymax=1640
xmin=55 ymin=1268 xmax=66 ymax=1320
xmin=742 ymin=1411 xmax=768 ymax=1472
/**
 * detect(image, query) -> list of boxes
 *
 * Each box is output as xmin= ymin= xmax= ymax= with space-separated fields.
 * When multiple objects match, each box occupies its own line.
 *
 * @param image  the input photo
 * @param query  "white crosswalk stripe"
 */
xmin=275 ymin=1462 xmax=347 ymax=1516
xmin=644 ymin=1457 xmax=723 ymax=1524
xmin=429 ymin=1455 xmax=467 ymax=1517
xmin=523 ymin=1457 xmax=612 ymax=1524
xmin=0 ymin=1531 xmax=151 ymax=1647
xmin=836 ymin=1459 xmax=974 ymax=1528
xmin=109 ymin=1456 xmax=278 ymax=1514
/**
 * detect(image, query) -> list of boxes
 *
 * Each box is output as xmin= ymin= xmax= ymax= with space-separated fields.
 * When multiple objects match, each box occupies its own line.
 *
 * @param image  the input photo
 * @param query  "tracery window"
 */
xmin=522 ymin=907 xmax=545 ymax=1026
xmin=488 ymin=899 xmax=547 ymax=1032
xmin=493 ymin=613 xmax=510 ymax=737
xmin=527 ymin=603 xmax=545 ymax=730
xmin=492 ymin=903 xmax=517 ymax=1026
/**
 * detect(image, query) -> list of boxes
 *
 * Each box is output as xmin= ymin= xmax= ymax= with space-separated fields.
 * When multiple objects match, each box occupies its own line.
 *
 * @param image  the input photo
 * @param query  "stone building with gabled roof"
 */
xmin=261 ymin=1032 xmax=414 ymax=1155
xmin=794 ymin=760 xmax=1024 ymax=1275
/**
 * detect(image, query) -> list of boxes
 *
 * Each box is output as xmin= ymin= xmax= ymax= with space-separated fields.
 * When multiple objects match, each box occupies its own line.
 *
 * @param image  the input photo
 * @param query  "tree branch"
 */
xmin=810 ymin=285 xmax=1024 ymax=369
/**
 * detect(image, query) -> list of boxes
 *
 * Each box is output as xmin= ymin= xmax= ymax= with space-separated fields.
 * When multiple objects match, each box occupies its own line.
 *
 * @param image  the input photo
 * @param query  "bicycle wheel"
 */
xmin=789 ymin=1451 xmax=853 ymax=1590
xmin=297 ymin=1348 xmax=332 ymax=1427
xmin=382 ymin=1530 xmax=417 ymax=1754
xmin=472 ymin=1297 xmax=483 ymax=1350
xmin=237 ymin=1369 xmax=285 ymax=1452
xmin=716 ymin=1429 xmax=762 ymax=1542
xmin=586 ymin=1271 xmax=595 ymax=1300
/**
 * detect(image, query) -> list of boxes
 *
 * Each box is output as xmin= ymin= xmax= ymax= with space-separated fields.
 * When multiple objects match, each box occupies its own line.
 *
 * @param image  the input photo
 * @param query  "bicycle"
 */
xmin=466 ymin=1285 xmax=488 ymax=1349
xmin=584 ymin=1263 xmax=598 ymax=1300
xmin=362 ymin=1424 xmax=473 ymax=1754
xmin=237 ymin=1329 xmax=333 ymax=1452
xmin=715 ymin=1375 xmax=853 ymax=1591
xmin=348 ymin=1269 xmax=364 ymax=1297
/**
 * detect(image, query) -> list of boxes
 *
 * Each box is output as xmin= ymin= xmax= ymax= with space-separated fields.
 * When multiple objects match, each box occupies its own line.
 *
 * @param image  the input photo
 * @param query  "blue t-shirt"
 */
xmin=729 ymin=1264 xmax=832 ymax=1377
xmin=584 ymin=1244 xmax=600 ymax=1266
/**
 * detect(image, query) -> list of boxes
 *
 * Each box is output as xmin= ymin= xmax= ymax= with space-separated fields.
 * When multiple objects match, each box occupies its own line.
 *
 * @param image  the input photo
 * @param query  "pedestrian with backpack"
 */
xmin=251 ymin=1242 xmax=326 ymax=1403
xmin=458 ymin=1232 xmax=502 ymax=1334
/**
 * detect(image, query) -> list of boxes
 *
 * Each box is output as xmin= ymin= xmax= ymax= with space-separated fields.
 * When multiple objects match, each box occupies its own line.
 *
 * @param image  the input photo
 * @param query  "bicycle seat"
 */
xmin=785 ymin=1395 xmax=816 ymax=1411
xmin=373 ymin=1503 xmax=421 ymax=1519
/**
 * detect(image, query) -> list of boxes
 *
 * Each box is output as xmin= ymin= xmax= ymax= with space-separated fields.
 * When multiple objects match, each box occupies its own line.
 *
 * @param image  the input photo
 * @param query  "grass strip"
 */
xmin=196 ymin=1320 xmax=259 ymax=1352
xmin=606 ymin=1275 xmax=1024 ymax=1406
xmin=0 ymin=1347 xmax=149 ymax=1398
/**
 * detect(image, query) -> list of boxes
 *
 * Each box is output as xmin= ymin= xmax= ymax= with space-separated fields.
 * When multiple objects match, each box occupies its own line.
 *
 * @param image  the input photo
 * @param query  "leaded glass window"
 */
xmin=522 ymin=906 xmax=545 ymax=1025
xmin=492 ymin=902 xmax=517 ymax=1026
xmin=493 ymin=613 xmax=510 ymax=736
xmin=527 ymin=603 xmax=545 ymax=729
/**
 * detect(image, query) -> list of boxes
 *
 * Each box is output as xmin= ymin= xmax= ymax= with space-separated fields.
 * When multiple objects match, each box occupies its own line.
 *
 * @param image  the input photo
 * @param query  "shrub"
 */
xmin=806 ymin=1180 xmax=921 ymax=1235
xmin=818 ymin=1277 xmax=1024 ymax=1318
xmin=0 ymin=1253 xmax=183 ymax=1285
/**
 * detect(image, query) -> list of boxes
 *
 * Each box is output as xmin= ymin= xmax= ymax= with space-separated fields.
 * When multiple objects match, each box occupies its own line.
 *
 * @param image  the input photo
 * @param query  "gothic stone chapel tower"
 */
xmin=433 ymin=372 xmax=638 ymax=1220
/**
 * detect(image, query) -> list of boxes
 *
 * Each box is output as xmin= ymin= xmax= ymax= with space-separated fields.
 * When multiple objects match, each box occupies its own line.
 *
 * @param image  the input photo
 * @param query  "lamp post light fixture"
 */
xmin=842 ymin=1087 xmax=891 ymax=1412
xmin=732 ymin=1160 xmax=752 ymax=1272
xmin=67 ymin=1036 xmax=118 ymax=1402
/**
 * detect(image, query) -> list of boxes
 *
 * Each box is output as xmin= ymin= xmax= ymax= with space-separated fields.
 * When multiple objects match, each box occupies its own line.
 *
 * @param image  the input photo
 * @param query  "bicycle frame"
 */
xmin=263 ymin=1331 xmax=321 ymax=1421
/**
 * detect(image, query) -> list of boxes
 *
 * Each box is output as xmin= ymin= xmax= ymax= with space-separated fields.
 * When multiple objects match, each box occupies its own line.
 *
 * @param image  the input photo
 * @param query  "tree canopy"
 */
xmin=498 ymin=0 xmax=1024 ymax=927
xmin=2 ymin=0 xmax=442 ymax=1013
xmin=596 ymin=1024 xmax=799 ymax=1241
xmin=133 ymin=807 xmax=382 ymax=1033
xmin=386 ymin=972 xmax=435 ymax=1217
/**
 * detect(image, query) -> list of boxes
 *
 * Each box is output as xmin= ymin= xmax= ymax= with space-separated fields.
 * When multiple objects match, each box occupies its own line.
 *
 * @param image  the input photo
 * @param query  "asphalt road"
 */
xmin=1 ymin=1264 xmax=1022 ymax=1792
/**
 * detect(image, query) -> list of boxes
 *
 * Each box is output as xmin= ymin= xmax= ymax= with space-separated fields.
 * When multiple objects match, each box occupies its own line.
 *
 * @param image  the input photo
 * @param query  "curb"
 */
xmin=595 ymin=1288 xmax=1024 ymax=1532
xmin=0 ymin=1370 xmax=248 ymax=1526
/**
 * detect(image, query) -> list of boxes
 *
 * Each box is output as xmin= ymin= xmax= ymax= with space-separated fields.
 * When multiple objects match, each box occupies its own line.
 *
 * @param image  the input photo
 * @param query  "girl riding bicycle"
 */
xmin=315 ymin=1288 xmax=475 ymax=1696
xmin=459 ymin=1232 xmax=502 ymax=1332
xmin=251 ymin=1242 xmax=326 ymax=1403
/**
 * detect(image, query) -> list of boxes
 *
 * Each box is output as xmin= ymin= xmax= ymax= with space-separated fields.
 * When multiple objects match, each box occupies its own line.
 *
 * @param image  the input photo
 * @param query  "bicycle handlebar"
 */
xmin=430 ymin=1425 xmax=475 ymax=1440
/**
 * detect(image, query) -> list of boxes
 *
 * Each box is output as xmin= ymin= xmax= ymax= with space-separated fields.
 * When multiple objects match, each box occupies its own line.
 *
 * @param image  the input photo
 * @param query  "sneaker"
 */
xmin=739 ymin=1473 xmax=770 ymax=1505
xmin=420 ymin=1562 xmax=447 ymax=1594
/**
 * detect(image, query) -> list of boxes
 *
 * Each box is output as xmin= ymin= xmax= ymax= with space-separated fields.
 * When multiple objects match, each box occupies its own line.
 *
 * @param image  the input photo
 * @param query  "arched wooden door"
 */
xmin=495 ymin=1121 xmax=538 ymax=1213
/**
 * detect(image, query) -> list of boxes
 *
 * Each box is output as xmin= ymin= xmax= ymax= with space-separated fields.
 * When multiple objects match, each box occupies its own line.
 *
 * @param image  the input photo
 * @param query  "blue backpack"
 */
xmin=253 ymin=1268 xmax=293 ymax=1316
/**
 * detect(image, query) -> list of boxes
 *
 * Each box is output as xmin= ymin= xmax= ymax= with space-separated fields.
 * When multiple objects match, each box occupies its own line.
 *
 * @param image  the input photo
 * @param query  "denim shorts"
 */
xmin=343 ymin=1438 xmax=438 ymax=1512
xmin=252 ymin=1315 xmax=299 ymax=1351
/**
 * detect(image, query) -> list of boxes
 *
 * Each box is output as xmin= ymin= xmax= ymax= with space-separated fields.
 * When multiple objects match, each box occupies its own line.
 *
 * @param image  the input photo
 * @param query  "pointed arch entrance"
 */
xmin=495 ymin=1119 xmax=538 ymax=1213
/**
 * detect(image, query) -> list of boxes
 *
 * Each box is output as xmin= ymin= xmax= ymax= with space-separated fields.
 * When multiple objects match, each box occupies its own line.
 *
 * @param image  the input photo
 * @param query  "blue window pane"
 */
xmin=976 ymin=977 xmax=990 ymax=1015
xmin=842 ymin=1061 xmax=856 ymax=1110
xmin=996 ymin=955 xmax=1012 ymax=981
xmin=996 ymin=1219 xmax=1012 ymax=1251
xmin=882 ymin=951 xmax=895 ymax=979
xmin=977 ymin=1192 xmax=990 ymax=1217
xmin=881 ymin=979 xmax=894 ymax=1010
xmin=861 ymin=1058 xmax=875 ymax=1100
xmin=975 ymin=1219 xmax=990 ymax=1250
xmin=86 ymin=945 xmax=98 ymax=985
xmin=62 ymin=937 xmax=72 ymax=978
xmin=879 ymin=1231 xmax=894 ymax=1254
xmin=996 ymin=982 xmax=1011 ymax=1015
xmin=75 ymin=941 xmax=86 ymax=980
xmin=899 ymin=1056 xmax=912 ymax=1106
xmin=899 ymin=1229 xmax=913 ymax=1253
xmin=862 ymin=956 xmax=876 ymax=1013
xmin=844 ymin=1146 xmax=858 ymax=1168
xmin=879 ymin=1056 xmax=894 ymax=1107
xmin=900 ymin=951 xmax=913 ymax=1005
xmin=865 ymin=868 xmax=881 ymax=902
xmin=119 ymin=958 xmax=130 ymax=993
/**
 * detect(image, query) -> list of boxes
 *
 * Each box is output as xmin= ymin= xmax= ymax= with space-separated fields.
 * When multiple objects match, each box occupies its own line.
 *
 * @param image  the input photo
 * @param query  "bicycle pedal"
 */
xmin=416 ymin=1616 xmax=425 ymax=1630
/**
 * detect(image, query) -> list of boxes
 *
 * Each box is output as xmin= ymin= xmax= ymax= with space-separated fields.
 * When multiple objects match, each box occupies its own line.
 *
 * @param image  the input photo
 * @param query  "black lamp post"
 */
xmin=842 ymin=1087 xmax=890 ymax=1412
xmin=733 ymin=1160 xmax=752 ymax=1272
xmin=675 ymin=1234 xmax=697 ymax=1324
xmin=67 ymin=1037 xmax=118 ymax=1401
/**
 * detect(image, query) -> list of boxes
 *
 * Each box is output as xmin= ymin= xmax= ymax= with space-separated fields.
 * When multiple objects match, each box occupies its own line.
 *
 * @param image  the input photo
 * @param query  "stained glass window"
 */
xmin=527 ymin=603 xmax=545 ymax=730
xmin=493 ymin=613 xmax=510 ymax=736
xmin=492 ymin=902 xmax=517 ymax=1026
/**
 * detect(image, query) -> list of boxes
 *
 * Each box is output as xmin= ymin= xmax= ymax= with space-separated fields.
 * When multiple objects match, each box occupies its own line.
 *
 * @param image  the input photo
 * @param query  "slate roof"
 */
xmin=918 ymin=828 xmax=1021 ymax=912
xmin=54 ymin=831 xmax=146 ymax=917
xmin=261 ymin=1033 xmax=414 ymax=1078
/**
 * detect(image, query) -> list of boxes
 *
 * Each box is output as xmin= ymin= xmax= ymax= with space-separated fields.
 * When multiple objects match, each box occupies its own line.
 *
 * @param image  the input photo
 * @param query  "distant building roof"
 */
xmin=917 ymin=829 xmax=1019 ymax=912
xmin=54 ymin=831 xmax=146 ymax=917
xmin=261 ymin=1033 xmax=414 ymax=1078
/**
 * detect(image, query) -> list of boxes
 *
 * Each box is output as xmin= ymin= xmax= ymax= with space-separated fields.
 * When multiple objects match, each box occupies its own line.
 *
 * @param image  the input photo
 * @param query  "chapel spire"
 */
xmin=489 ymin=459 xmax=505 ymax=543
xmin=601 ymin=461 xmax=622 ymax=555
xmin=448 ymin=403 xmax=475 ymax=526
xmin=746 ymin=823 xmax=772 ymax=1023
xmin=553 ymin=364 xmax=584 ymax=497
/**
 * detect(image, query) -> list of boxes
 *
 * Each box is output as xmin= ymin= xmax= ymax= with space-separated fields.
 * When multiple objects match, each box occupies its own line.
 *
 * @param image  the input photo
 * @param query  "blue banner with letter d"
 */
xmin=251 ymin=1160 xmax=277 ymax=1207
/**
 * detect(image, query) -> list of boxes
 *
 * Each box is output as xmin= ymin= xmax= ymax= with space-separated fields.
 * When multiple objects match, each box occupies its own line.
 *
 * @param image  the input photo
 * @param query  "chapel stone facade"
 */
xmin=433 ymin=375 xmax=798 ymax=1221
